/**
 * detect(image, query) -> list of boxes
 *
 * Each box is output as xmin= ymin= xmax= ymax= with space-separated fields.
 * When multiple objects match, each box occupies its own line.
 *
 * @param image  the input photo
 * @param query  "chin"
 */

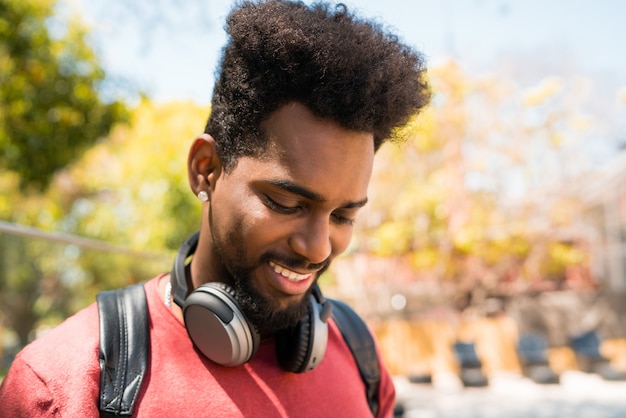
xmin=273 ymin=292 xmax=307 ymax=310
xmin=238 ymin=285 xmax=312 ymax=335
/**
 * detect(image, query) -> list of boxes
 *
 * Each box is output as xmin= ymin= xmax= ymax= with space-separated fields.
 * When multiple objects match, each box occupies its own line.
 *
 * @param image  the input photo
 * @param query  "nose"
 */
xmin=288 ymin=216 xmax=332 ymax=265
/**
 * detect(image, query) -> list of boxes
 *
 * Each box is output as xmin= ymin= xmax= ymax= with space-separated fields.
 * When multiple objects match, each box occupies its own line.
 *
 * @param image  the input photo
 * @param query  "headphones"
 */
xmin=171 ymin=231 xmax=333 ymax=373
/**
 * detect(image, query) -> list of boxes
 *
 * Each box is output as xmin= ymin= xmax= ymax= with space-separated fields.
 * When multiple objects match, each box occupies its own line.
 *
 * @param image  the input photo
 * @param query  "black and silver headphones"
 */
xmin=171 ymin=231 xmax=333 ymax=373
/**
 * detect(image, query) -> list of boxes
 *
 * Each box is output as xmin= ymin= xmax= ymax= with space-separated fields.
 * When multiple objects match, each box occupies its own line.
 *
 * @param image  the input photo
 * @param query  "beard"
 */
xmin=231 ymin=263 xmax=312 ymax=336
xmin=209 ymin=207 xmax=328 ymax=336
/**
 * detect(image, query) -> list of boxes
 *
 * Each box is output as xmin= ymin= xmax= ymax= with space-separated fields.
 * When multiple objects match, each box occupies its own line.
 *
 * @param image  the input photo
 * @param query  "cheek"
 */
xmin=331 ymin=228 xmax=354 ymax=257
xmin=214 ymin=188 xmax=281 ymax=245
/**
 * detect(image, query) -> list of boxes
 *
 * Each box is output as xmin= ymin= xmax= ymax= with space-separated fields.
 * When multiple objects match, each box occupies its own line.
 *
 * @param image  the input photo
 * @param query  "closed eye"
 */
xmin=265 ymin=194 xmax=356 ymax=225
xmin=264 ymin=194 xmax=300 ymax=215
xmin=331 ymin=210 xmax=357 ymax=226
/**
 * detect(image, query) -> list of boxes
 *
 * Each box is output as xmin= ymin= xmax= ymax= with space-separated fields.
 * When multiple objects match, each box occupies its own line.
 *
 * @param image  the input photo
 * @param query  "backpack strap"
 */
xmin=97 ymin=283 xmax=149 ymax=417
xmin=330 ymin=298 xmax=381 ymax=417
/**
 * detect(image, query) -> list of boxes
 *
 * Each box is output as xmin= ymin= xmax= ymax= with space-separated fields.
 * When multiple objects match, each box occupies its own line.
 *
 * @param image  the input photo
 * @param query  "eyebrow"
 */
xmin=268 ymin=179 xmax=368 ymax=209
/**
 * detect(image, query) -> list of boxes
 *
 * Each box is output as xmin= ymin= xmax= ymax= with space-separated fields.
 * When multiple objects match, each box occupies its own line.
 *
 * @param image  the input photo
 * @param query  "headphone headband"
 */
xmin=171 ymin=230 xmax=201 ymax=308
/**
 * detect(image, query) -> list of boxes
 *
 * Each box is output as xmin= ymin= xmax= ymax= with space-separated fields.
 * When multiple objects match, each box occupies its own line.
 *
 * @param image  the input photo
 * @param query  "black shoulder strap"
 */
xmin=330 ymin=298 xmax=381 ymax=417
xmin=97 ymin=283 xmax=149 ymax=417
xmin=96 ymin=287 xmax=380 ymax=417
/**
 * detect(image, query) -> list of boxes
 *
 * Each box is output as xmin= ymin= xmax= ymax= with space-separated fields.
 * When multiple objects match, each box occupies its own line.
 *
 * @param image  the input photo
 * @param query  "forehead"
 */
xmin=257 ymin=102 xmax=375 ymax=198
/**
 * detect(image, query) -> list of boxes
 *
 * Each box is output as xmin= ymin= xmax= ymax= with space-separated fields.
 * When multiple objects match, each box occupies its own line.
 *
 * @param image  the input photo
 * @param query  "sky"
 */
xmin=71 ymin=0 xmax=626 ymax=105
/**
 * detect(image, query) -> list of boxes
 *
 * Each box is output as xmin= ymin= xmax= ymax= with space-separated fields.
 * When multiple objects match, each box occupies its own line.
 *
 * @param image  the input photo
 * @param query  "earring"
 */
xmin=197 ymin=190 xmax=209 ymax=202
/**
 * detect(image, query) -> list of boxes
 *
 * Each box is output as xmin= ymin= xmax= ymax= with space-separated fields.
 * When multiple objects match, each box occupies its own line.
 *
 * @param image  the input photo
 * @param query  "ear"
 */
xmin=188 ymin=133 xmax=221 ymax=199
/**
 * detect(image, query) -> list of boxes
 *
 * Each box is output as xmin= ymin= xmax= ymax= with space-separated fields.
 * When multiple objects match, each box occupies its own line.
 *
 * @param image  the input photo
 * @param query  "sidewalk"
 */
xmin=394 ymin=371 xmax=626 ymax=418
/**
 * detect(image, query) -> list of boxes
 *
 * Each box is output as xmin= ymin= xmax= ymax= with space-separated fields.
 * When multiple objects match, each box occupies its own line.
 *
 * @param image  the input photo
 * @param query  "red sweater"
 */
xmin=0 ymin=276 xmax=395 ymax=417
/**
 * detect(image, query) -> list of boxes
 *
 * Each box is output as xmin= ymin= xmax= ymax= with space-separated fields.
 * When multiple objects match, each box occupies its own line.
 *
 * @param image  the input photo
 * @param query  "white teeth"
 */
xmin=269 ymin=261 xmax=309 ymax=282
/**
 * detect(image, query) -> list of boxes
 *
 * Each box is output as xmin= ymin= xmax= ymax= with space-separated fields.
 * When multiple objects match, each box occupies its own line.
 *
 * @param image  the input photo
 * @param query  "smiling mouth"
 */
xmin=269 ymin=261 xmax=311 ymax=282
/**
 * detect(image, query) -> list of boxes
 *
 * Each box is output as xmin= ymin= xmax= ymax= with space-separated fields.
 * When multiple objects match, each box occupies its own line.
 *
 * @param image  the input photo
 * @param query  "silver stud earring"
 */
xmin=197 ymin=190 xmax=209 ymax=202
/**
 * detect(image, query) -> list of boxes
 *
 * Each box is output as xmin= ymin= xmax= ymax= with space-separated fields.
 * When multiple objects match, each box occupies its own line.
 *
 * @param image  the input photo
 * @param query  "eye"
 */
xmin=331 ymin=212 xmax=356 ymax=226
xmin=264 ymin=194 xmax=300 ymax=215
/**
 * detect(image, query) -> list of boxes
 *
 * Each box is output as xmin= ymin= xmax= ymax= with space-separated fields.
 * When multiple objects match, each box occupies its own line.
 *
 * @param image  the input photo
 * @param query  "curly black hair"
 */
xmin=205 ymin=0 xmax=430 ymax=171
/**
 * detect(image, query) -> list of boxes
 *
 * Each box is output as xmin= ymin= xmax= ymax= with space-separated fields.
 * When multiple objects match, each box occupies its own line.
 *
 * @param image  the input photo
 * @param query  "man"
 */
xmin=0 ymin=0 xmax=429 ymax=416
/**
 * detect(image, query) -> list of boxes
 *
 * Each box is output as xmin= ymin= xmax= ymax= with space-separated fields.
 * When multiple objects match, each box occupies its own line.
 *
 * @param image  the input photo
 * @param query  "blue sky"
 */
xmin=73 ymin=0 xmax=626 ymax=104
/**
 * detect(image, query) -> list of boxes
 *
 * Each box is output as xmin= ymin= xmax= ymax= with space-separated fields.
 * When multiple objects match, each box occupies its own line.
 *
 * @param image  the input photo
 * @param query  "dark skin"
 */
xmin=163 ymin=102 xmax=374 ymax=336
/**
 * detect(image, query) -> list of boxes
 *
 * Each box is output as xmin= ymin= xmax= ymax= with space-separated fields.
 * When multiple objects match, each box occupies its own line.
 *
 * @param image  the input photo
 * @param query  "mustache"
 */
xmin=260 ymin=252 xmax=330 ymax=272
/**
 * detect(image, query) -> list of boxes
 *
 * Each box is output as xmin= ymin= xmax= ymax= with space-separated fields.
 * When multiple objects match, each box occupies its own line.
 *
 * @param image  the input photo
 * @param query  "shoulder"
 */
xmin=18 ymin=301 xmax=101 ymax=370
xmin=327 ymin=298 xmax=397 ymax=418
xmin=329 ymin=297 xmax=377 ymax=361
xmin=0 ymin=302 xmax=102 ymax=415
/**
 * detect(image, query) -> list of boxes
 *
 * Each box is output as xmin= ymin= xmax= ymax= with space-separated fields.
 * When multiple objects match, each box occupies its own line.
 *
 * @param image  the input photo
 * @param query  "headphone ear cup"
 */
xmin=276 ymin=293 xmax=328 ymax=373
xmin=183 ymin=282 xmax=260 ymax=366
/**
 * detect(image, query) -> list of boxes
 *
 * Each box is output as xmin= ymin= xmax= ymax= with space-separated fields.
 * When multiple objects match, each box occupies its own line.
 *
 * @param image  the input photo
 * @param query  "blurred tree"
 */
xmin=0 ymin=0 xmax=127 ymax=191
xmin=0 ymin=99 xmax=208 ymax=351
xmin=61 ymin=99 xmax=207 ymax=254
xmin=341 ymin=60 xmax=599 ymax=310
xmin=0 ymin=0 xmax=127 ymax=351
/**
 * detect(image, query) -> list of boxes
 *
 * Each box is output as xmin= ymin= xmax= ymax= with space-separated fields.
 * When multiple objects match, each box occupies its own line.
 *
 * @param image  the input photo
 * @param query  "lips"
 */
xmin=268 ymin=261 xmax=311 ymax=282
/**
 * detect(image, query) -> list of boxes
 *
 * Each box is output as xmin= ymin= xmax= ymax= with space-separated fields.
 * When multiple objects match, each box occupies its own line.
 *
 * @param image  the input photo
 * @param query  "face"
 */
xmin=200 ymin=102 xmax=374 ymax=334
